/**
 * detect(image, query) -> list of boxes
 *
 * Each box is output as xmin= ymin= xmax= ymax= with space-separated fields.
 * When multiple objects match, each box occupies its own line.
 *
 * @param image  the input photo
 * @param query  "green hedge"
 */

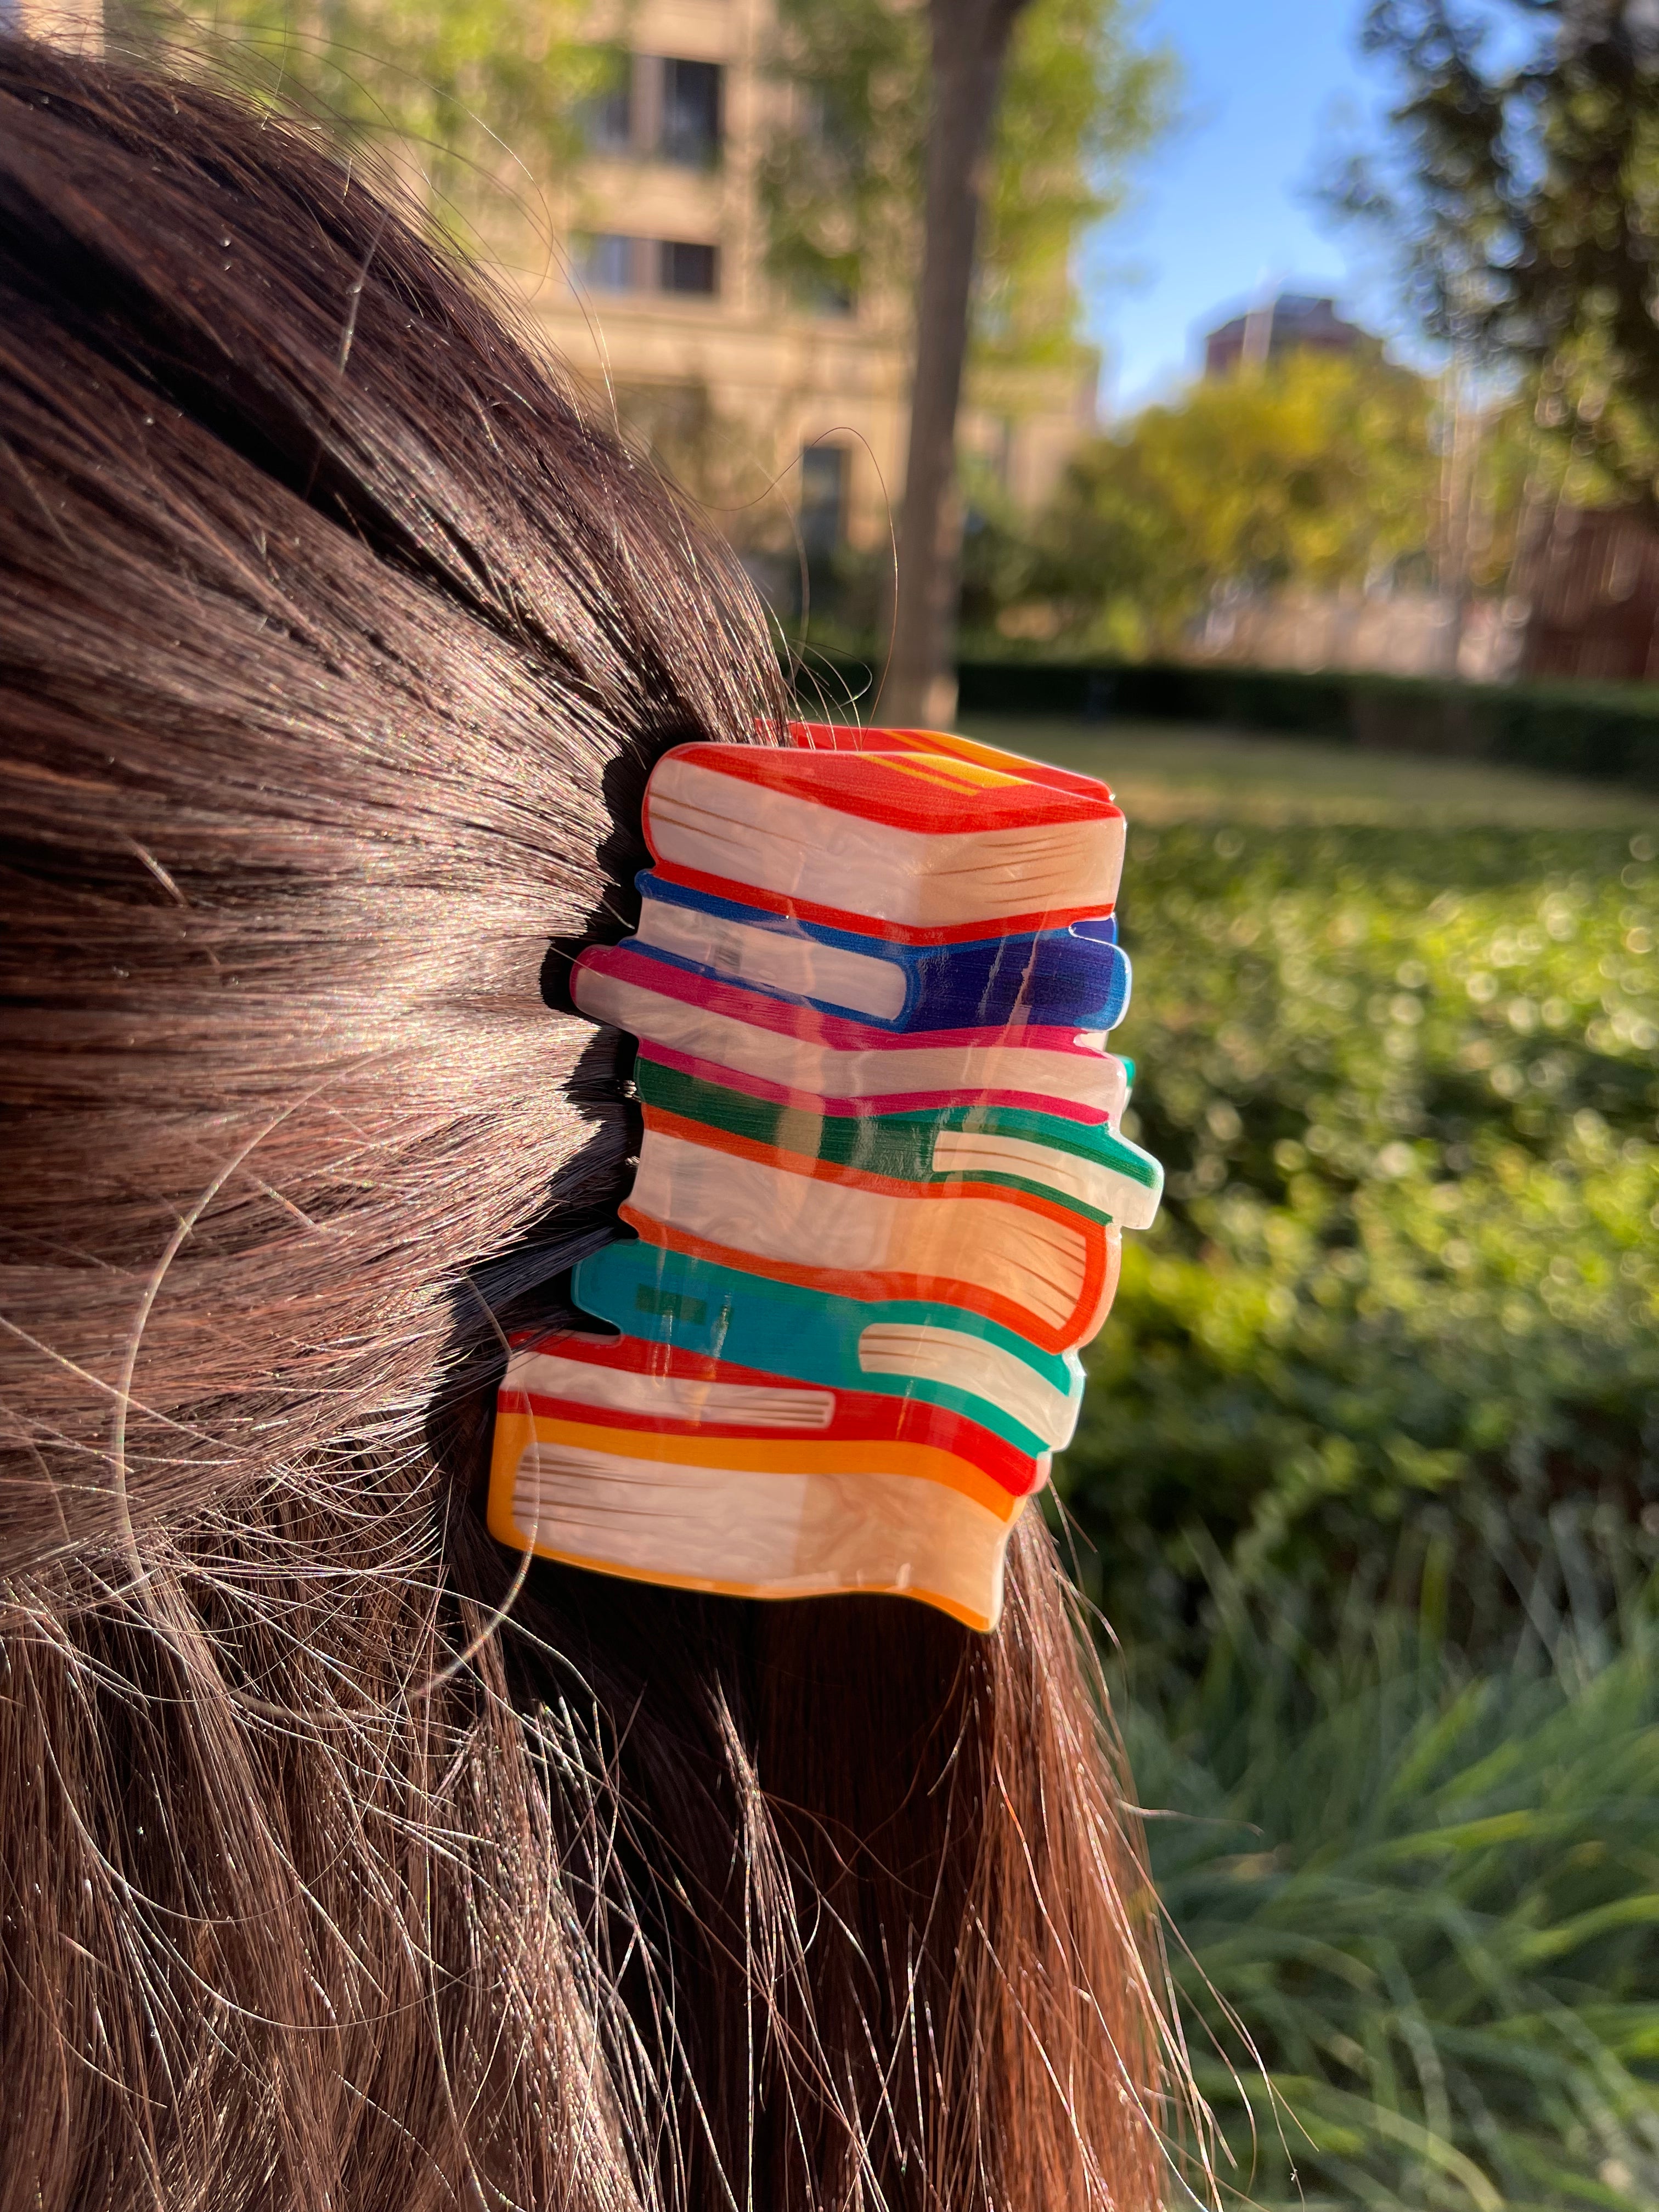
xmin=789 ymin=652 xmax=1659 ymax=788
xmin=967 ymin=659 xmax=1659 ymax=788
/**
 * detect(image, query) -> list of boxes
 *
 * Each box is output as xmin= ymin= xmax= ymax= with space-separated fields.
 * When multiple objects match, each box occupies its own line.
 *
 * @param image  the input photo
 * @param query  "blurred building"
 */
xmin=1510 ymin=506 xmax=1659 ymax=683
xmin=9 ymin=0 xmax=102 ymax=37
xmin=1193 ymin=582 xmax=1521 ymax=682
xmin=1203 ymin=292 xmax=1370 ymax=379
xmin=514 ymin=0 xmax=1098 ymax=570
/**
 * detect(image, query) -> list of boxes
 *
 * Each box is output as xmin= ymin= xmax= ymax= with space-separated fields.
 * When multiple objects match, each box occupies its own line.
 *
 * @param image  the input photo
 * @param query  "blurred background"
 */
xmin=13 ymin=0 xmax=1659 ymax=2202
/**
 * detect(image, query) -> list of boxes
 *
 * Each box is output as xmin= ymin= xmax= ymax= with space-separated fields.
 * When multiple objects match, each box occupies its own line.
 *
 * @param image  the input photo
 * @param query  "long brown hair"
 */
xmin=0 ymin=37 xmax=1181 ymax=2210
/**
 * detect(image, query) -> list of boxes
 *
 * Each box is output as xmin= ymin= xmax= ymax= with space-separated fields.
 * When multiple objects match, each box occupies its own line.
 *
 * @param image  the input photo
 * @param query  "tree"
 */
xmin=1025 ymin=352 xmax=1440 ymax=655
xmin=106 ymin=0 xmax=614 ymax=251
xmin=1345 ymin=0 xmax=1659 ymax=510
xmin=885 ymin=0 xmax=1035 ymax=723
xmin=760 ymin=0 xmax=1172 ymax=719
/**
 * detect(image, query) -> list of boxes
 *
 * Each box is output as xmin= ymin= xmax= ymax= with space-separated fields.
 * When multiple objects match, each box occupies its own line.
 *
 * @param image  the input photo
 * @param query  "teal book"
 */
xmin=572 ymin=1240 xmax=1085 ymax=1459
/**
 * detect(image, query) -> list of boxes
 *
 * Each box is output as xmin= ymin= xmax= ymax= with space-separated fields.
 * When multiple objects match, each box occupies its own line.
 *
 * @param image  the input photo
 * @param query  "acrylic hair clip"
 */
xmin=488 ymin=722 xmax=1163 ymax=1632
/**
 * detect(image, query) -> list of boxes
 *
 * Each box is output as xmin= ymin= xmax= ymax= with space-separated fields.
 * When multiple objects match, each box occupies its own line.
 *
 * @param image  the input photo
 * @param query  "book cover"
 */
xmin=572 ymin=944 xmax=1130 ymax=1122
xmin=572 ymin=1240 xmax=1086 ymax=1457
xmin=634 ymin=1056 xmax=1163 ymax=1228
xmin=785 ymin=719 xmax=1118 ymax=804
xmin=633 ymin=870 xmax=1129 ymax=1032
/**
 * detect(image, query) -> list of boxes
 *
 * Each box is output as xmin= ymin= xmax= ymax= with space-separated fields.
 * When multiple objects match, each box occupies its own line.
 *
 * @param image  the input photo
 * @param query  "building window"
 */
xmin=659 ymin=58 xmax=721 ymax=168
xmin=574 ymin=235 xmax=719 ymax=301
xmin=585 ymin=56 xmax=634 ymax=155
xmin=659 ymin=240 xmax=719 ymax=297
xmin=578 ymin=233 xmax=643 ymax=292
xmin=799 ymin=444 xmax=849 ymax=562
xmin=589 ymin=55 xmax=723 ymax=166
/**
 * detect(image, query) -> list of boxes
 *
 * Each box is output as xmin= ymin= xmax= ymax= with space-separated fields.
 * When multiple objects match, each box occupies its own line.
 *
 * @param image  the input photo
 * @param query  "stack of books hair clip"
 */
xmin=489 ymin=721 xmax=1163 ymax=1632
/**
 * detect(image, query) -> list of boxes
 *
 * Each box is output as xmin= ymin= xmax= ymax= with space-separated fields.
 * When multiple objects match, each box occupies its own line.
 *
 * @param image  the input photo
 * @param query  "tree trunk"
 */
xmin=879 ymin=0 xmax=1030 ymax=727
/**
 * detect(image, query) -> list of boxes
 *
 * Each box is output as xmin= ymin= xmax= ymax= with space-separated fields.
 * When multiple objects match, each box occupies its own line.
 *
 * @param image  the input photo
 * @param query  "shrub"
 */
xmin=952 ymin=662 xmax=1659 ymax=790
xmin=1057 ymin=822 xmax=1659 ymax=1654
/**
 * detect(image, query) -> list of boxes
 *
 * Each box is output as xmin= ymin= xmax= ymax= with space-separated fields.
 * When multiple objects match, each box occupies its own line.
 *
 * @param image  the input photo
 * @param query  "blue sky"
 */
xmin=1083 ymin=0 xmax=1407 ymax=415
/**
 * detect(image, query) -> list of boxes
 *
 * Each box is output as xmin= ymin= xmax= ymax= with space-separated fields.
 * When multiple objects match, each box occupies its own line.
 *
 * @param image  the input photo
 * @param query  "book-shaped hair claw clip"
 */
xmin=488 ymin=721 xmax=1163 ymax=1633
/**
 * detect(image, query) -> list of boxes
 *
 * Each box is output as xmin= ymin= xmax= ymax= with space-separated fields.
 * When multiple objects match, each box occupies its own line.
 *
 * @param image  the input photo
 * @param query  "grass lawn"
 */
xmin=960 ymin=713 xmax=1659 ymax=830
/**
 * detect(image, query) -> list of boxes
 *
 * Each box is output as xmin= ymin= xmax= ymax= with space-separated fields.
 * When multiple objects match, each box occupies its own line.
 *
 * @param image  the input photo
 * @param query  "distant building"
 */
xmin=1511 ymin=506 xmax=1659 ymax=684
xmin=1203 ymin=293 xmax=1371 ymax=379
xmin=16 ymin=0 xmax=1099 ymax=576
xmin=514 ymin=0 xmax=1099 ymax=567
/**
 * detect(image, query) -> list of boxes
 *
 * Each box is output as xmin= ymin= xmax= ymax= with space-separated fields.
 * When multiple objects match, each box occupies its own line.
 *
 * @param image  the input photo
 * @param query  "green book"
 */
xmin=635 ymin=1054 xmax=1163 ymax=1229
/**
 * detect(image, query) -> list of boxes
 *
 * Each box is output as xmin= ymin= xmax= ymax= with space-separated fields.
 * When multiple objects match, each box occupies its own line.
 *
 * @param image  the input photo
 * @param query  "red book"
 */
xmin=642 ymin=733 xmax=1124 ymax=938
xmin=495 ymin=1329 xmax=1047 ymax=1498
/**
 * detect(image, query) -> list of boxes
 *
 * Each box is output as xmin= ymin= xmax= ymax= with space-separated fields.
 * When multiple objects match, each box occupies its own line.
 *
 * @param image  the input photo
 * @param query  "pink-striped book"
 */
xmin=571 ymin=944 xmax=1129 ymax=1124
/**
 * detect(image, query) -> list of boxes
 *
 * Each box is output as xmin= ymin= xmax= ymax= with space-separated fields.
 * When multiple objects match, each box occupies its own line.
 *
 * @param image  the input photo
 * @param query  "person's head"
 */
xmin=0 ymin=33 xmax=1178 ymax=2209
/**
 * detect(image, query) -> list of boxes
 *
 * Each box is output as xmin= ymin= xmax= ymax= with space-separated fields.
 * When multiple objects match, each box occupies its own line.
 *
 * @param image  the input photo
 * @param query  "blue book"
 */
xmin=572 ymin=1241 xmax=1085 ymax=1458
xmin=630 ymin=870 xmax=1128 ymax=1034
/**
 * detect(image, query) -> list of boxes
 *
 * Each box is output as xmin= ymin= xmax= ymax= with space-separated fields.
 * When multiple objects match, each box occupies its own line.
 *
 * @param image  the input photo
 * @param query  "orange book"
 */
xmin=488 ymin=1331 xmax=1047 ymax=1633
xmin=621 ymin=1120 xmax=1122 ymax=1356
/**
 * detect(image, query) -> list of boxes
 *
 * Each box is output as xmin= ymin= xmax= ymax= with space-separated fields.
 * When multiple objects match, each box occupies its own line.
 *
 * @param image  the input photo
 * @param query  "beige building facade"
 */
xmin=16 ymin=0 xmax=1097 ymax=565
xmin=514 ymin=0 xmax=1098 ymax=564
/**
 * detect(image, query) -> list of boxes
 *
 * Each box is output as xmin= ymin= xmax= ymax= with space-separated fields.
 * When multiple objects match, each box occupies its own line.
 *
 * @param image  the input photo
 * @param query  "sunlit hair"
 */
xmin=0 ymin=36 xmax=1183 ymax=2209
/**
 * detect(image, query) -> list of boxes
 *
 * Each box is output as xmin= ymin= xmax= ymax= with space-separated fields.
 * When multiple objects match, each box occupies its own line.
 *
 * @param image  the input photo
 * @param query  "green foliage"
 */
xmin=1126 ymin=1538 xmax=1659 ymax=2211
xmin=1028 ymin=353 xmax=1439 ymax=653
xmin=1350 ymin=1 xmax=1659 ymax=507
xmin=757 ymin=0 xmax=924 ymax=315
xmin=977 ymin=0 xmax=1173 ymax=367
xmin=107 ymin=0 xmax=616 ymax=244
xmin=1057 ymin=822 xmax=1659 ymax=1650
xmin=1088 ymin=789 xmax=1659 ymax=2209
xmin=758 ymin=0 xmax=1173 ymax=364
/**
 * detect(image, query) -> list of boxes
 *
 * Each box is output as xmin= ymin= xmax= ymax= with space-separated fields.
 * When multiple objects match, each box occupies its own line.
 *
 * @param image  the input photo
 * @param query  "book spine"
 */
xmin=904 ymin=933 xmax=1128 ymax=1032
xmin=904 ymin=944 xmax=1005 ymax=1032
